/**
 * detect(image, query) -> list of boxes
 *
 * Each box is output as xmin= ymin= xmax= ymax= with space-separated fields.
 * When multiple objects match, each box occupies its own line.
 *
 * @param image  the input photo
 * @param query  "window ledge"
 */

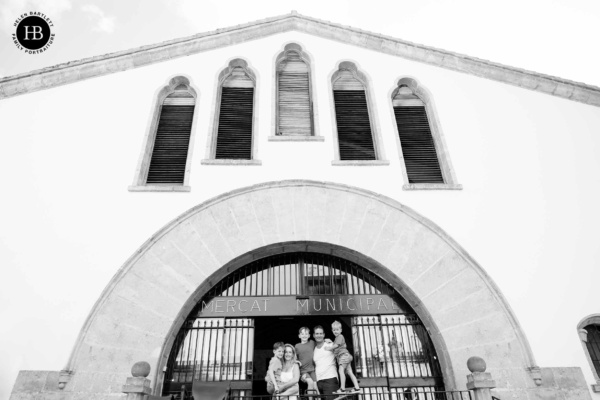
xmin=201 ymin=159 xmax=262 ymax=166
xmin=332 ymin=160 xmax=390 ymax=166
xmin=268 ymin=136 xmax=325 ymax=142
xmin=128 ymin=185 xmax=191 ymax=192
xmin=403 ymin=183 xmax=463 ymax=190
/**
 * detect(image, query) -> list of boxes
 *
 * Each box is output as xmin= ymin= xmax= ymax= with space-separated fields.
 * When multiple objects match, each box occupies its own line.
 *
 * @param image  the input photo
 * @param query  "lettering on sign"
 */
xmin=197 ymin=295 xmax=408 ymax=317
xmin=201 ymin=298 xmax=270 ymax=314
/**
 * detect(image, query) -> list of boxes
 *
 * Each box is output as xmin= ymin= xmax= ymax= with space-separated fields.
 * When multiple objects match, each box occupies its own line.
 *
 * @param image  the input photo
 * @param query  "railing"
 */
xmin=165 ymin=318 xmax=255 ymax=384
xmin=227 ymin=392 xmax=473 ymax=400
xmin=168 ymin=389 xmax=473 ymax=400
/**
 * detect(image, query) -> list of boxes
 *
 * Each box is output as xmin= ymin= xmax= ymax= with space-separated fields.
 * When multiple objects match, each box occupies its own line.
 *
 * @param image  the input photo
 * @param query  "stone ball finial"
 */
xmin=131 ymin=361 xmax=151 ymax=378
xmin=467 ymin=356 xmax=487 ymax=373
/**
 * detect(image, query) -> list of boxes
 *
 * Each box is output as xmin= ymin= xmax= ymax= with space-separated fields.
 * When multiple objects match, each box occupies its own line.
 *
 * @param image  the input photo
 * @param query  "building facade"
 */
xmin=2 ymin=12 xmax=600 ymax=400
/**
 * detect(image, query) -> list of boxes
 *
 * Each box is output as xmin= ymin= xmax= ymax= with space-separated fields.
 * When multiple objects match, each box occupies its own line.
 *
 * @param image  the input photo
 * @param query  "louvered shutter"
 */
xmin=333 ymin=71 xmax=376 ymax=160
xmin=215 ymin=69 xmax=254 ymax=159
xmin=393 ymin=87 xmax=444 ymax=183
xmin=278 ymin=53 xmax=312 ymax=136
xmin=146 ymin=90 xmax=194 ymax=184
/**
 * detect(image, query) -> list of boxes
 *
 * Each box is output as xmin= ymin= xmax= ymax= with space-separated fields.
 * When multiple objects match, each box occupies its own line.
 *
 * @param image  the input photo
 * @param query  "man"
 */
xmin=313 ymin=325 xmax=339 ymax=397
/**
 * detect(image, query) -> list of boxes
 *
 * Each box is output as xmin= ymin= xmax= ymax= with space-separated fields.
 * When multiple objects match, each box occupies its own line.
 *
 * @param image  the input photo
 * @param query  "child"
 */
xmin=266 ymin=341 xmax=285 ymax=395
xmin=330 ymin=321 xmax=361 ymax=394
xmin=295 ymin=327 xmax=320 ymax=396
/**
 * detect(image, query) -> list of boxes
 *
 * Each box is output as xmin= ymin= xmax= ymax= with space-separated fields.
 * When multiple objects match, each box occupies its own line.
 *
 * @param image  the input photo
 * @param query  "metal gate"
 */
xmin=162 ymin=252 xmax=444 ymax=397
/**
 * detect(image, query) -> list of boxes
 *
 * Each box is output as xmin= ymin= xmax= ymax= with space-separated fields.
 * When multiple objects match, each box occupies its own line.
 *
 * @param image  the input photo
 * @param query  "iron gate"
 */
xmin=162 ymin=252 xmax=444 ymax=397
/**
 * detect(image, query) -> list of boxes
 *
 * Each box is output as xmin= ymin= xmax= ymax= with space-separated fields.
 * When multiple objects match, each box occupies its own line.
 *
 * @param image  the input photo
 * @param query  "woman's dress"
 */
xmin=278 ymin=364 xmax=299 ymax=400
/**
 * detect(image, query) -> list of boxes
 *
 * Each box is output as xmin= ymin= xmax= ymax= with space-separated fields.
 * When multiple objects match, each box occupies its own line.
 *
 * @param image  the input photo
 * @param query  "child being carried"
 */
xmin=265 ymin=342 xmax=285 ymax=395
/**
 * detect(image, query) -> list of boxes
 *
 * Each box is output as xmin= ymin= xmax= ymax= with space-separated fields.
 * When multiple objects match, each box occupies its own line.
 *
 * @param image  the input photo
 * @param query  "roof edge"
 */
xmin=1 ymin=11 xmax=599 ymax=107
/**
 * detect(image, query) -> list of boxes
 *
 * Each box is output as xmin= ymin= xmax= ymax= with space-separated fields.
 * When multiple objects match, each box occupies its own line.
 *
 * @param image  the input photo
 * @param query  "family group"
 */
xmin=265 ymin=321 xmax=362 ymax=399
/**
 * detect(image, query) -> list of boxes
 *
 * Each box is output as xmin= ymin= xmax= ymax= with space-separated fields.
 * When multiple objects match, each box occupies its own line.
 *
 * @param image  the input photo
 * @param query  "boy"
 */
xmin=295 ymin=327 xmax=320 ymax=396
xmin=330 ymin=321 xmax=361 ymax=394
xmin=265 ymin=341 xmax=285 ymax=394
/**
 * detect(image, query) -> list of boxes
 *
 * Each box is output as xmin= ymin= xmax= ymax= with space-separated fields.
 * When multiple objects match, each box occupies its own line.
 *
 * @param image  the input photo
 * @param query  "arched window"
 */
xmin=578 ymin=315 xmax=600 ymax=392
xmin=391 ymin=78 xmax=460 ymax=190
xmin=275 ymin=43 xmax=314 ymax=137
xmin=203 ymin=59 xmax=259 ymax=164
xmin=129 ymin=76 xmax=197 ymax=191
xmin=331 ymin=62 xmax=385 ymax=164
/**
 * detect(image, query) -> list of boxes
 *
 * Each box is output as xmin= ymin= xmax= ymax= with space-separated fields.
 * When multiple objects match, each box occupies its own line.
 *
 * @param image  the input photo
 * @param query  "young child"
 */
xmin=265 ymin=341 xmax=285 ymax=395
xmin=330 ymin=321 xmax=361 ymax=394
xmin=295 ymin=327 xmax=320 ymax=396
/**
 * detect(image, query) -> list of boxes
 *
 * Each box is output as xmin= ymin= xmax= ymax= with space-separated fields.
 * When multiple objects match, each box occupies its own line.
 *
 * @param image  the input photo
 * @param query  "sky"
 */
xmin=0 ymin=0 xmax=600 ymax=87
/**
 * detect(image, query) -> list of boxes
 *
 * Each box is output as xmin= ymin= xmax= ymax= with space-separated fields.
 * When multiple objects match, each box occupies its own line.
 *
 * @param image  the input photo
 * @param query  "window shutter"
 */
xmin=393 ymin=87 xmax=444 ymax=183
xmin=333 ymin=71 xmax=376 ymax=160
xmin=215 ymin=69 xmax=254 ymax=159
xmin=278 ymin=53 xmax=312 ymax=136
xmin=146 ymin=90 xmax=194 ymax=184
xmin=585 ymin=325 xmax=600 ymax=377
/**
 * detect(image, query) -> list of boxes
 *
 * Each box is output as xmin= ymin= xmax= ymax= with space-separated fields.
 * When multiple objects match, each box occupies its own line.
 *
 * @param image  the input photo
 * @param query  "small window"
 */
xmin=393 ymin=86 xmax=443 ymax=183
xmin=203 ymin=59 xmax=260 ymax=165
xmin=391 ymin=78 xmax=460 ymax=190
xmin=578 ymin=315 xmax=600 ymax=392
xmin=331 ymin=62 xmax=378 ymax=161
xmin=275 ymin=43 xmax=314 ymax=137
xmin=129 ymin=76 xmax=197 ymax=192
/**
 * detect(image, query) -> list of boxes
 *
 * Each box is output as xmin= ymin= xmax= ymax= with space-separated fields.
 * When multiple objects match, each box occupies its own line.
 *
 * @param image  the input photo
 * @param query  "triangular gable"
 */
xmin=1 ymin=11 xmax=599 ymax=107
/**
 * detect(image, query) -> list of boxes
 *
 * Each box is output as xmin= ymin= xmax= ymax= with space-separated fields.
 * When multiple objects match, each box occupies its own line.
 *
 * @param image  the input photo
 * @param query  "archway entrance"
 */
xmin=162 ymin=252 xmax=443 ymax=398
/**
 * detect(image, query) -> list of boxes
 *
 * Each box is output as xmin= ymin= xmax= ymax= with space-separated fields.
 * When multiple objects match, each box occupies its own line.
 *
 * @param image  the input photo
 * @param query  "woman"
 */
xmin=277 ymin=344 xmax=300 ymax=400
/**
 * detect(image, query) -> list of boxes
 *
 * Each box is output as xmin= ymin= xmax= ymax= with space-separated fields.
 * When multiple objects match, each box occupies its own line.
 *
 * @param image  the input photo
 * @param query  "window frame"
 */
xmin=329 ymin=61 xmax=389 ymax=166
xmin=129 ymin=75 xmax=198 ymax=192
xmin=577 ymin=314 xmax=600 ymax=392
xmin=202 ymin=58 xmax=261 ymax=166
xmin=269 ymin=42 xmax=323 ymax=142
xmin=389 ymin=77 xmax=461 ymax=190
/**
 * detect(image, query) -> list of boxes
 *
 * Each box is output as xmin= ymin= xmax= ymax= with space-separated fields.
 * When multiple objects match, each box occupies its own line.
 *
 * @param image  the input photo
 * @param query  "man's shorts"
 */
xmin=336 ymin=352 xmax=353 ymax=368
xmin=301 ymin=371 xmax=317 ymax=383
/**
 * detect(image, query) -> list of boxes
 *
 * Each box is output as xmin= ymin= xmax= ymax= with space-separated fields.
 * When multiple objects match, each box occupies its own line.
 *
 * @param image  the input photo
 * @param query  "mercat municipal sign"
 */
xmin=196 ymin=295 xmax=409 ymax=317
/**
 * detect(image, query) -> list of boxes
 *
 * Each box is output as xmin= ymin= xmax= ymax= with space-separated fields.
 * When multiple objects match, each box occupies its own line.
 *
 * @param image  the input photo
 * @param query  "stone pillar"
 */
xmin=122 ymin=361 xmax=152 ymax=400
xmin=466 ymin=356 xmax=495 ymax=400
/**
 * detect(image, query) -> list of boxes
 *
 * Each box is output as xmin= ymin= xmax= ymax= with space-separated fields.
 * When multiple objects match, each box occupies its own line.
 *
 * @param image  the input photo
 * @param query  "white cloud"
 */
xmin=0 ymin=0 xmax=72 ymax=33
xmin=81 ymin=4 xmax=115 ymax=33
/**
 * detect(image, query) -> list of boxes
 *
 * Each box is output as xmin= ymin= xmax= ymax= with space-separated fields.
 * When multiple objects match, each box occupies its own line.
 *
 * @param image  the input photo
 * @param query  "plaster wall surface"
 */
xmin=1 ymin=30 xmax=600 ymax=398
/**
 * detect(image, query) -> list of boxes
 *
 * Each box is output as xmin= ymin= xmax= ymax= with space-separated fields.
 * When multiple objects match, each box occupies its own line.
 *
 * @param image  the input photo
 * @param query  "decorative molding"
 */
xmin=403 ymin=183 xmax=463 ymax=190
xmin=268 ymin=135 xmax=324 ymax=142
xmin=128 ymin=185 xmax=191 ymax=192
xmin=200 ymin=159 xmax=262 ymax=165
xmin=331 ymin=160 xmax=390 ymax=166
xmin=1 ymin=12 xmax=599 ymax=107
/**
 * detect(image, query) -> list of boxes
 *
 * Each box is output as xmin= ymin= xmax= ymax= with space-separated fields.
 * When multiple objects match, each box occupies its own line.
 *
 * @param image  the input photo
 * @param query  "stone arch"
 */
xmin=63 ymin=180 xmax=538 ymax=396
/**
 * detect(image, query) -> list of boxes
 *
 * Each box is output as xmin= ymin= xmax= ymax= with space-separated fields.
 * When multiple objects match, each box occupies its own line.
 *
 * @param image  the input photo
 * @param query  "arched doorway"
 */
xmin=61 ymin=180 xmax=538 ymax=399
xmin=162 ymin=252 xmax=443 ymax=398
